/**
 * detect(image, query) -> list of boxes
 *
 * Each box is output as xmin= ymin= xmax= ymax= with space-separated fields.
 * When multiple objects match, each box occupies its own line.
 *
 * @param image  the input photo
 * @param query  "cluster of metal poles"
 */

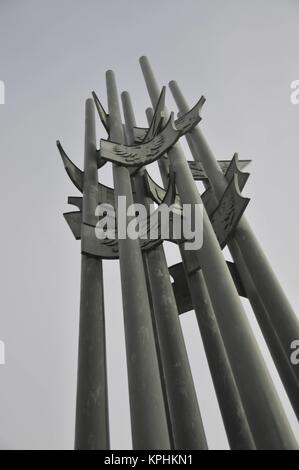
xmin=59 ymin=57 xmax=299 ymax=450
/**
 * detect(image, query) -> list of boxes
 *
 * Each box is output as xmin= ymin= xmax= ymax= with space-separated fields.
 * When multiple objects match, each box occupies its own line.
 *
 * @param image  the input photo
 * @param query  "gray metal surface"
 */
xmin=74 ymin=99 xmax=109 ymax=450
xmin=170 ymin=260 xmax=247 ymax=315
xmin=145 ymin=110 xmax=255 ymax=450
xmin=122 ymin=90 xmax=208 ymax=450
xmin=65 ymin=172 xmax=177 ymax=259
xmin=140 ymin=56 xmax=297 ymax=449
xmin=188 ymin=158 xmax=251 ymax=181
xmin=57 ymin=141 xmax=114 ymax=204
xmin=169 ymin=78 xmax=299 ymax=422
xmin=132 ymin=95 xmax=205 ymax=144
xmin=144 ymin=166 xmax=250 ymax=253
xmin=92 ymin=90 xmax=110 ymax=134
xmin=100 ymin=113 xmax=178 ymax=167
xmin=57 ymin=57 xmax=299 ymax=451
xmin=105 ymin=70 xmax=170 ymax=450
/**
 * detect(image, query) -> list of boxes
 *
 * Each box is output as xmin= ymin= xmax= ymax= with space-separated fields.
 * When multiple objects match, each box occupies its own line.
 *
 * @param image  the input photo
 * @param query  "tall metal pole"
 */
xmin=105 ymin=70 xmax=170 ymax=450
xmin=145 ymin=107 xmax=255 ymax=450
xmin=75 ymin=98 xmax=109 ymax=450
xmin=169 ymin=80 xmax=299 ymax=420
xmin=185 ymin=268 xmax=256 ymax=449
xmin=121 ymin=90 xmax=208 ymax=450
xmin=139 ymin=56 xmax=298 ymax=449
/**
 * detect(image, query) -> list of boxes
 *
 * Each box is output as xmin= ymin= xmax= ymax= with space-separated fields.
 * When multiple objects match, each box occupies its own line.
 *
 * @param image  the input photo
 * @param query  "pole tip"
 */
xmin=106 ymin=69 xmax=115 ymax=79
xmin=85 ymin=97 xmax=94 ymax=106
xmin=139 ymin=55 xmax=149 ymax=65
xmin=168 ymin=80 xmax=177 ymax=89
xmin=121 ymin=90 xmax=130 ymax=106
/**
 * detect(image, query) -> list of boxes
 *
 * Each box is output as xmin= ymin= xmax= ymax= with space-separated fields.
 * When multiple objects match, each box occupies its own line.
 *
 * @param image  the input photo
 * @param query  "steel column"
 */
xmin=75 ymin=98 xmax=109 ymax=450
xmin=169 ymin=79 xmax=299 ymax=420
xmin=106 ymin=71 xmax=170 ymax=450
xmin=145 ymin=107 xmax=255 ymax=449
xmin=139 ymin=56 xmax=297 ymax=449
xmin=122 ymin=90 xmax=208 ymax=450
xmin=184 ymin=266 xmax=256 ymax=449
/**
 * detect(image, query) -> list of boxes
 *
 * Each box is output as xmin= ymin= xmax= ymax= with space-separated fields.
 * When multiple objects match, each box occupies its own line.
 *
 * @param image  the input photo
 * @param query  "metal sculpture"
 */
xmin=58 ymin=57 xmax=299 ymax=450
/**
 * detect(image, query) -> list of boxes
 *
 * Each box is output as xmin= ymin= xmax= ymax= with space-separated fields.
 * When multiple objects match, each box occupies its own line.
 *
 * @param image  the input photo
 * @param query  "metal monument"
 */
xmin=58 ymin=57 xmax=299 ymax=450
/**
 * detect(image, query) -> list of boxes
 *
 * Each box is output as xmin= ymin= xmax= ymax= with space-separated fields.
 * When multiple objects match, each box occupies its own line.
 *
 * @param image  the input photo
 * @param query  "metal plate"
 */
xmin=64 ymin=172 xmax=179 ymax=258
xmin=57 ymin=140 xmax=83 ymax=192
xmin=100 ymin=113 xmax=180 ymax=167
xmin=92 ymin=91 xmax=110 ymax=134
xmin=169 ymin=260 xmax=247 ymax=315
xmin=132 ymin=96 xmax=205 ymax=144
xmin=189 ymin=157 xmax=251 ymax=182
xmin=174 ymin=96 xmax=205 ymax=134
xmin=144 ymin=171 xmax=181 ymax=207
xmin=209 ymin=174 xmax=250 ymax=249
xmin=57 ymin=140 xmax=114 ymax=204
xmin=63 ymin=211 xmax=82 ymax=240
xmin=169 ymin=262 xmax=193 ymax=315
xmin=224 ymin=153 xmax=250 ymax=191
xmin=143 ymin=87 xmax=166 ymax=141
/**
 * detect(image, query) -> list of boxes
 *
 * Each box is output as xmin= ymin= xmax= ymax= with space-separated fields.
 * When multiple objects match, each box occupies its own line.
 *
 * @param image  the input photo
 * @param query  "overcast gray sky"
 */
xmin=0 ymin=0 xmax=298 ymax=450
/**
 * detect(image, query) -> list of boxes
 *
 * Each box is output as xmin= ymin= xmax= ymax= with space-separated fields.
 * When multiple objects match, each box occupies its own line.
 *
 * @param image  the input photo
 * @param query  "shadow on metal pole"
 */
xmin=140 ymin=56 xmax=297 ymax=450
xmin=106 ymin=71 xmax=170 ymax=450
xmin=122 ymin=90 xmax=208 ymax=450
xmin=75 ymin=99 xmax=110 ymax=450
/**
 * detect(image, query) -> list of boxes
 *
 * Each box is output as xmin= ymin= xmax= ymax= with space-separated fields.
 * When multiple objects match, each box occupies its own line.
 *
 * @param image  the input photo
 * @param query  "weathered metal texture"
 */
xmin=169 ymin=79 xmax=299 ymax=423
xmin=92 ymin=91 xmax=110 ymax=134
xmin=226 ymin=261 xmax=247 ymax=298
xmin=145 ymin=112 xmax=254 ymax=450
xmin=170 ymin=260 xmax=247 ymax=315
xmin=63 ymin=211 xmax=81 ymax=240
xmin=201 ymin=186 xmax=217 ymax=215
xmin=64 ymin=164 xmax=248 ymax=260
xmin=57 ymin=140 xmax=83 ymax=191
xmin=189 ymin=158 xmax=251 ymax=181
xmin=68 ymin=196 xmax=83 ymax=211
xmin=209 ymin=173 xmax=250 ymax=250
xmin=169 ymin=262 xmax=193 ymax=314
xmin=140 ymin=56 xmax=297 ymax=449
xmin=99 ymin=90 xmax=204 ymax=169
xmin=182 ymin=260 xmax=256 ymax=450
xmin=82 ymin=223 xmax=119 ymax=259
xmin=143 ymin=86 xmax=166 ymax=141
xmin=105 ymin=70 xmax=170 ymax=450
xmin=75 ymin=254 xmax=109 ymax=450
xmin=132 ymin=126 xmax=148 ymax=144
xmin=225 ymin=154 xmax=250 ymax=190
xmin=144 ymin=170 xmax=181 ymax=206
xmin=57 ymin=141 xmax=113 ymax=202
xmin=64 ymin=173 xmax=177 ymax=259
xmin=100 ymin=113 xmax=179 ymax=167
xmin=145 ymin=154 xmax=250 ymax=203
xmin=228 ymin=238 xmax=299 ymax=419
xmin=74 ymin=99 xmax=109 ymax=450
xmin=122 ymin=90 xmax=208 ymax=450
xmin=175 ymin=96 xmax=206 ymax=133
xmin=132 ymin=95 xmax=205 ymax=144
xmin=144 ymin=163 xmax=250 ymax=254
